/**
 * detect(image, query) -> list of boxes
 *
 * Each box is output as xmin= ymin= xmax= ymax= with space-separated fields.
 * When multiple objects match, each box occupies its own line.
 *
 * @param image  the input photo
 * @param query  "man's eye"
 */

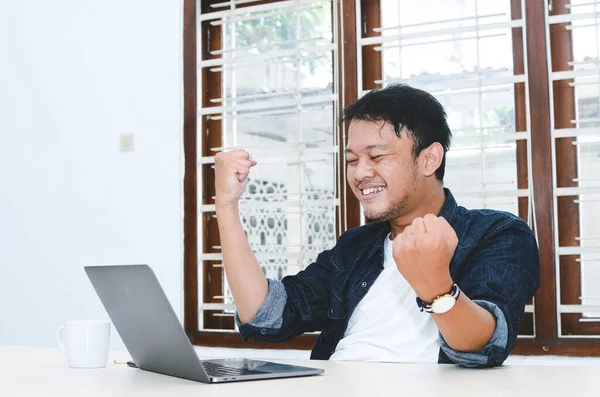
xmin=347 ymin=159 xmax=357 ymax=164
xmin=371 ymin=155 xmax=384 ymax=161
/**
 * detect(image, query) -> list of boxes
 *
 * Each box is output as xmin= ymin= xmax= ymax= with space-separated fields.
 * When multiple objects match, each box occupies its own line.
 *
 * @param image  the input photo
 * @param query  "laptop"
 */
xmin=84 ymin=264 xmax=324 ymax=383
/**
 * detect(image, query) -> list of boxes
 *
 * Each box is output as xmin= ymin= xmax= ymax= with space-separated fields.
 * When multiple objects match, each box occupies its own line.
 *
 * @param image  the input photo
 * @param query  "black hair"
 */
xmin=342 ymin=84 xmax=452 ymax=181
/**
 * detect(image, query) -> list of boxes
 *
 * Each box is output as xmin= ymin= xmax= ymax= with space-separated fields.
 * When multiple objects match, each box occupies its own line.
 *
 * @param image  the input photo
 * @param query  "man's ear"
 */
xmin=421 ymin=142 xmax=444 ymax=177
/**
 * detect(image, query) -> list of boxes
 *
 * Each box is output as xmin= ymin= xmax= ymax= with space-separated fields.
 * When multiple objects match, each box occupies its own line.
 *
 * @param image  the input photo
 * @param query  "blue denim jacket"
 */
xmin=237 ymin=189 xmax=540 ymax=367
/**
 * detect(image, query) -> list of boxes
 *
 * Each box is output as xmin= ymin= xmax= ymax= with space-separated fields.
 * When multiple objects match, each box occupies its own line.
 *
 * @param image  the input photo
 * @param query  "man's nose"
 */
xmin=353 ymin=160 xmax=375 ymax=181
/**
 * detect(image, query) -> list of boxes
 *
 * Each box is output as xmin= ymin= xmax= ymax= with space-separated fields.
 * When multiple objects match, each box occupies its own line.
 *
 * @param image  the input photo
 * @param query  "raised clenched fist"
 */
xmin=214 ymin=149 xmax=257 ymax=206
xmin=392 ymin=214 xmax=458 ymax=302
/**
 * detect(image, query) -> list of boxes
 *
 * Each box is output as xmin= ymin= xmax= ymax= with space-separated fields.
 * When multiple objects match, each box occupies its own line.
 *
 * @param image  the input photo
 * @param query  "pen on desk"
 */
xmin=113 ymin=360 xmax=138 ymax=368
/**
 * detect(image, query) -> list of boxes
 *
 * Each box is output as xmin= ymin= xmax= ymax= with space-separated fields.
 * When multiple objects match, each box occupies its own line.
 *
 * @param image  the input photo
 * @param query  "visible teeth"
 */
xmin=362 ymin=187 xmax=385 ymax=195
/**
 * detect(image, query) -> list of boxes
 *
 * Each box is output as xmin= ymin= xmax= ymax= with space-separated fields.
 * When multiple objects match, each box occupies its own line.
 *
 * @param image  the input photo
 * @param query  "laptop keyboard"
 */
xmin=202 ymin=361 xmax=268 ymax=377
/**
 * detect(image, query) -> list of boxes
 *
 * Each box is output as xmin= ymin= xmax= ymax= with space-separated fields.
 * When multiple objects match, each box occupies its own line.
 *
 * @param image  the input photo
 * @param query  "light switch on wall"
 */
xmin=120 ymin=133 xmax=135 ymax=152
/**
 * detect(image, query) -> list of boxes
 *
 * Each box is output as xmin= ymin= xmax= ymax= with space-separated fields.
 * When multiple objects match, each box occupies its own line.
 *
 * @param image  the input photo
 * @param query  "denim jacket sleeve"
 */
xmin=237 ymin=248 xmax=333 ymax=343
xmin=442 ymin=217 xmax=540 ymax=368
xmin=234 ymin=279 xmax=287 ymax=329
xmin=439 ymin=300 xmax=509 ymax=367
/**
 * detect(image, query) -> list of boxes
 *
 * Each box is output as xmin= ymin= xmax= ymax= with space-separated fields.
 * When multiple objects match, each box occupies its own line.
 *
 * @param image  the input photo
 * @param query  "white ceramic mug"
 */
xmin=56 ymin=320 xmax=111 ymax=368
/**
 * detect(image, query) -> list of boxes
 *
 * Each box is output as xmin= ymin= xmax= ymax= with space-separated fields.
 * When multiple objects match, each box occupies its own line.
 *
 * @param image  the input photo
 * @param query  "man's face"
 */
xmin=345 ymin=120 xmax=421 ymax=222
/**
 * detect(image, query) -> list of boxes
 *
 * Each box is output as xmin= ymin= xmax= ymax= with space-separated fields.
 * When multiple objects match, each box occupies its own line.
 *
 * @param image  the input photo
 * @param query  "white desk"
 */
xmin=1 ymin=345 xmax=596 ymax=396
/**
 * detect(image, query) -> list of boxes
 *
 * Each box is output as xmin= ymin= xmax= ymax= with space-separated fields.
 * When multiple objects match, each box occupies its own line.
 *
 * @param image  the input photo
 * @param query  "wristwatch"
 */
xmin=416 ymin=284 xmax=460 ymax=314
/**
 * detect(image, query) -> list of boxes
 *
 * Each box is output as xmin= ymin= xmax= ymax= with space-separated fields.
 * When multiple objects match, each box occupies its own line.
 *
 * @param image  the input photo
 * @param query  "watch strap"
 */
xmin=416 ymin=284 xmax=460 ymax=313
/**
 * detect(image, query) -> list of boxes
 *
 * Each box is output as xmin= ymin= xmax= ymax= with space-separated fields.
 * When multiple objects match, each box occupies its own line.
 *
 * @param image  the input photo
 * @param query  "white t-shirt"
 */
xmin=329 ymin=233 xmax=440 ymax=363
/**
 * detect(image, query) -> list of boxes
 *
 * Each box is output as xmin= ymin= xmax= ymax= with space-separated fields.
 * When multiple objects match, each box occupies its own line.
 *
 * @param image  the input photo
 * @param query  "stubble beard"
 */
xmin=362 ymin=163 xmax=419 ymax=222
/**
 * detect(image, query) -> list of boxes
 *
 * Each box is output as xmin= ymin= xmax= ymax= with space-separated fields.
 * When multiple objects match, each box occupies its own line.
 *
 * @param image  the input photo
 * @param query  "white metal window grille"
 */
xmin=356 ymin=0 xmax=536 ymax=334
xmin=198 ymin=0 xmax=339 ymax=329
xmin=547 ymin=0 xmax=600 ymax=332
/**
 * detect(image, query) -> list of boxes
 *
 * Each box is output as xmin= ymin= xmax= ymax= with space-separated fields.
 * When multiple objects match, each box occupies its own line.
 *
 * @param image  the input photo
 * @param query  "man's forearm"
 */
xmin=216 ymin=202 xmax=268 ymax=324
xmin=433 ymin=292 xmax=496 ymax=353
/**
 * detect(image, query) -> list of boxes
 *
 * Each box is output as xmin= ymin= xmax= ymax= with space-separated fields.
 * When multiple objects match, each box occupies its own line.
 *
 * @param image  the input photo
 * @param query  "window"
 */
xmin=184 ymin=0 xmax=600 ymax=354
xmin=358 ymin=0 xmax=535 ymax=337
xmin=546 ymin=0 xmax=600 ymax=340
xmin=184 ymin=0 xmax=354 ymax=349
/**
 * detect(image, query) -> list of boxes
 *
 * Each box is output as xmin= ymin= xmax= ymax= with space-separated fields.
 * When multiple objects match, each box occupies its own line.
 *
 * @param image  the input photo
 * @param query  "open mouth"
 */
xmin=361 ymin=186 xmax=386 ymax=199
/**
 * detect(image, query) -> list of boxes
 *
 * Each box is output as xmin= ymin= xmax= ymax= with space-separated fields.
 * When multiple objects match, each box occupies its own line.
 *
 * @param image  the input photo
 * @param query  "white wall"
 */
xmin=0 ymin=0 xmax=304 ymax=360
xmin=0 ymin=0 xmax=184 ymax=350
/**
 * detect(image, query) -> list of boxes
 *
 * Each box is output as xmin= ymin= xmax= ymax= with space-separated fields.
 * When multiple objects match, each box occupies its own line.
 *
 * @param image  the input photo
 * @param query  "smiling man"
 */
xmin=214 ymin=84 xmax=540 ymax=367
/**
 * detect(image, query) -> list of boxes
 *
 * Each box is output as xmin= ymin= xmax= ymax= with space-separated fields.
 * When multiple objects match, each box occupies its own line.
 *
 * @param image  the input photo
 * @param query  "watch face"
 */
xmin=431 ymin=296 xmax=456 ymax=314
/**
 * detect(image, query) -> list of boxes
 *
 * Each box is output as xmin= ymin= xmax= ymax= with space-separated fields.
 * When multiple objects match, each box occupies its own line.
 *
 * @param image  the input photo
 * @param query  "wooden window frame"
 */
xmin=184 ymin=0 xmax=600 ymax=355
xmin=184 ymin=0 xmax=360 ymax=349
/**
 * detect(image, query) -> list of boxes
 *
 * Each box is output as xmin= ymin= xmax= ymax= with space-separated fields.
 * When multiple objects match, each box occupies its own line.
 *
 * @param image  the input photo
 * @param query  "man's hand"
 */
xmin=214 ymin=149 xmax=257 ymax=206
xmin=392 ymin=214 xmax=458 ymax=302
